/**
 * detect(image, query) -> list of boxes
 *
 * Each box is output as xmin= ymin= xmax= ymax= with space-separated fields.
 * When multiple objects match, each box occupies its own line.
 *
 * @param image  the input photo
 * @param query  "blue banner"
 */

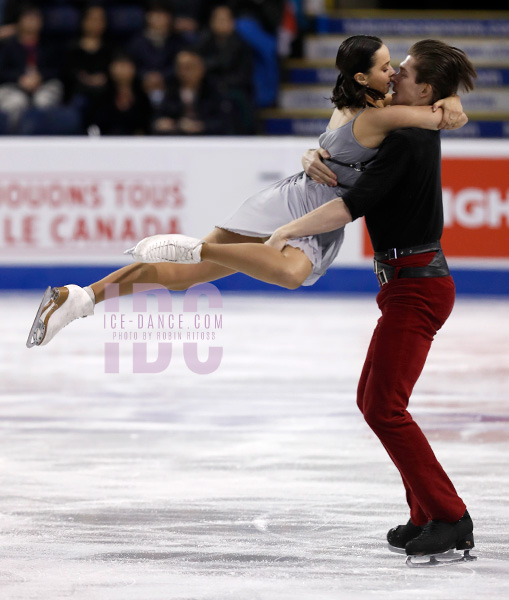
xmin=315 ymin=17 xmax=509 ymax=37
xmin=264 ymin=118 xmax=508 ymax=138
xmin=2 ymin=265 xmax=508 ymax=296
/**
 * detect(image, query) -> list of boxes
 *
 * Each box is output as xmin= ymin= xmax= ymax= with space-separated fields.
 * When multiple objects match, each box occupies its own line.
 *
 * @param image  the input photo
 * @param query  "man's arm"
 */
xmin=302 ymin=148 xmax=337 ymax=186
xmin=265 ymin=198 xmax=352 ymax=251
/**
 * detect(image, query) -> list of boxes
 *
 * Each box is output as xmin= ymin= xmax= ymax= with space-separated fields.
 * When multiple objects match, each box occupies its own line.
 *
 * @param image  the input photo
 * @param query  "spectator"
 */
xmin=90 ymin=51 xmax=152 ymax=136
xmin=0 ymin=4 xmax=63 ymax=129
xmin=63 ymin=3 xmax=114 ymax=128
xmin=0 ymin=0 xmax=15 ymax=40
xmin=153 ymin=49 xmax=232 ymax=136
xmin=171 ymin=0 xmax=208 ymax=44
xmin=231 ymin=0 xmax=286 ymax=107
xmin=127 ymin=0 xmax=188 ymax=108
xmin=195 ymin=4 xmax=255 ymax=134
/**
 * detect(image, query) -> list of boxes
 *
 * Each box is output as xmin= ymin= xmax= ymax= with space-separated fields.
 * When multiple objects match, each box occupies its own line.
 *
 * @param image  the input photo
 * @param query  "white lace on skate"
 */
xmin=26 ymin=284 xmax=95 ymax=348
xmin=124 ymin=234 xmax=203 ymax=264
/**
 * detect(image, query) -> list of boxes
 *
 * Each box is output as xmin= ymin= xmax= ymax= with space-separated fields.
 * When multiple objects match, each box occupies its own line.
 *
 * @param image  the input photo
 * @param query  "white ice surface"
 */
xmin=1 ymin=292 xmax=508 ymax=599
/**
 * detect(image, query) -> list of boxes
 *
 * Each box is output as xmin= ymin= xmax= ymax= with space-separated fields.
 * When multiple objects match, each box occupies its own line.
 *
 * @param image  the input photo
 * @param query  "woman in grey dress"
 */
xmin=28 ymin=35 xmax=466 ymax=347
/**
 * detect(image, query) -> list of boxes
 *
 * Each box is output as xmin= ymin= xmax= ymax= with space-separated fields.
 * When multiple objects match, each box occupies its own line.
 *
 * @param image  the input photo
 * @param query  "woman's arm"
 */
xmin=265 ymin=198 xmax=352 ymax=251
xmin=387 ymin=93 xmax=467 ymax=131
xmin=432 ymin=96 xmax=468 ymax=129
xmin=302 ymin=95 xmax=466 ymax=184
xmin=357 ymin=95 xmax=467 ymax=147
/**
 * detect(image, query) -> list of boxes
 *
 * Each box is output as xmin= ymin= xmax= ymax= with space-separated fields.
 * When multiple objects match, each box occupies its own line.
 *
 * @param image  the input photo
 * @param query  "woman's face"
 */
xmin=363 ymin=44 xmax=395 ymax=94
xmin=82 ymin=7 xmax=107 ymax=37
xmin=110 ymin=59 xmax=136 ymax=84
xmin=210 ymin=6 xmax=235 ymax=37
xmin=176 ymin=52 xmax=205 ymax=87
xmin=146 ymin=10 xmax=172 ymax=35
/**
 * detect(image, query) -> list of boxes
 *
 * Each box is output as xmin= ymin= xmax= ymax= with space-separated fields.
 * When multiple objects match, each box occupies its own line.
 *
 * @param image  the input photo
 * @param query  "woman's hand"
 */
xmin=302 ymin=148 xmax=337 ymax=186
xmin=433 ymin=95 xmax=467 ymax=130
xmin=265 ymin=227 xmax=290 ymax=251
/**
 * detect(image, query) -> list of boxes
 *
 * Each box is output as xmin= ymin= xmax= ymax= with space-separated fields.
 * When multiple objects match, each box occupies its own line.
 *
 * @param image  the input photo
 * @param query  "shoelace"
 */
xmin=416 ymin=521 xmax=444 ymax=539
xmin=147 ymin=240 xmax=194 ymax=262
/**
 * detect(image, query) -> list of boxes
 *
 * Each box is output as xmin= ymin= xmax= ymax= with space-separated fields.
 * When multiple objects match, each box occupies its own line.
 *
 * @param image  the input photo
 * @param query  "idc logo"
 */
xmin=103 ymin=283 xmax=223 ymax=374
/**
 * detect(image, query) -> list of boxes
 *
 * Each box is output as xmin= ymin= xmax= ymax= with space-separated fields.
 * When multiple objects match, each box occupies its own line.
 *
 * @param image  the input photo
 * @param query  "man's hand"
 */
xmin=18 ymin=71 xmax=42 ymax=93
xmin=79 ymin=72 xmax=107 ymax=87
xmin=302 ymin=148 xmax=337 ymax=186
xmin=153 ymin=117 xmax=177 ymax=133
xmin=265 ymin=227 xmax=289 ymax=252
xmin=179 ymin=118 xmax=204 ymax=134
xmin=432 ymin=95 xmax=467 ymax=130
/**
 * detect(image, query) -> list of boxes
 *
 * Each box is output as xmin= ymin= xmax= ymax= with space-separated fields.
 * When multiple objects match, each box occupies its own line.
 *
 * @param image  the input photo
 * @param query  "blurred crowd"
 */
xmin=0 ymin=1 xmax=303 ymax=136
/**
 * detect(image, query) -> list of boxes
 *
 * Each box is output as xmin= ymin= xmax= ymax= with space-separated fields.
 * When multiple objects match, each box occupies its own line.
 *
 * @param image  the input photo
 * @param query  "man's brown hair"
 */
xmin=409 ymin=39 xmax=477 ymax=103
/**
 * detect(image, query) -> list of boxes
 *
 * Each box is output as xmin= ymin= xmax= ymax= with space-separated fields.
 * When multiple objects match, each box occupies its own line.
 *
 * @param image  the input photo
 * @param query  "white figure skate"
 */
xmin=26 ymin=285 xmax=94 ymax=348
xmin=124 ymin=234 xmax=203 ymax=264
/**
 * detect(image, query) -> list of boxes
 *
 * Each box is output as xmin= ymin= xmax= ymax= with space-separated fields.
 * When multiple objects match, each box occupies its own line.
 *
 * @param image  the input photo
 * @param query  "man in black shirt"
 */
xmin=267 ymin=40 xmax=477 ymax=563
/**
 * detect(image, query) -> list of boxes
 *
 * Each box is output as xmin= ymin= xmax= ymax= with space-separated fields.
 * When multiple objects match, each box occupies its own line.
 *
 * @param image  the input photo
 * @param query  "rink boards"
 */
xmin=0 ymin=137 xmax=508 ymax=295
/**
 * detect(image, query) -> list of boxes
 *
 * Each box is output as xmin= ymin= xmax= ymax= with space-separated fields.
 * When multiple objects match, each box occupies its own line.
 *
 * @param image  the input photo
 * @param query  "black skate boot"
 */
xmin=387 ymin=519 xmax=424 ymax=553
xmin=405 ymin=510 xmax=476 ymax=567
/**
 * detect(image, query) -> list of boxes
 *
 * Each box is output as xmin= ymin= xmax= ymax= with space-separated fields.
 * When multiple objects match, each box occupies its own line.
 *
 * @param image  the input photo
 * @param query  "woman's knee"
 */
xmin=278 ymin=251 xmax=312 ymax=289
xmin=280 ymin=268 xmax=306 ymax=289
xmin=276 ymin=264 xmax=309 ymax=289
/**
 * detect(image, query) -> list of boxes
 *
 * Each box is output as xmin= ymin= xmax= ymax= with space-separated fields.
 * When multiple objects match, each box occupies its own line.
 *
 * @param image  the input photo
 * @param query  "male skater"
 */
xmin=266 ymin=39 xmax=477 ymax=561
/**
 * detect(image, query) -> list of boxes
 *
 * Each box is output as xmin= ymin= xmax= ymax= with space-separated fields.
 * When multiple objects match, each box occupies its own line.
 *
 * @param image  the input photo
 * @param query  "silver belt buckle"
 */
xmin=373 ymin=259 xmax=389 ymax=286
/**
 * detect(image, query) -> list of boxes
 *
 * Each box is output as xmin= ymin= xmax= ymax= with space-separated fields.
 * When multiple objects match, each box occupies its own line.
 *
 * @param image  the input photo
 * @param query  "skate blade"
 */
xmin=406 ymin=549 xmax=477 ymax=568
xmin=26 ymin=286 xmax=52 ymax=348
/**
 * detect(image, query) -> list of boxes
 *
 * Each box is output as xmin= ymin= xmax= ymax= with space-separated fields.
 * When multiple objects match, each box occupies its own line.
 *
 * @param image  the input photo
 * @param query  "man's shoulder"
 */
xmin=387 ymin=128 xmax=439 ymax=143
xmin=381 ymin=128 xmax=439 ymax=154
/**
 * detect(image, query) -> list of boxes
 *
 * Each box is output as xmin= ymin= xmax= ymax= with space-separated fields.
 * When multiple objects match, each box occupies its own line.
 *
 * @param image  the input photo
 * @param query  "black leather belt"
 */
xmin=374 ymin=241 xmax=442 ymax=261
xmin=373 ymin=249 xmax=450 ymax=287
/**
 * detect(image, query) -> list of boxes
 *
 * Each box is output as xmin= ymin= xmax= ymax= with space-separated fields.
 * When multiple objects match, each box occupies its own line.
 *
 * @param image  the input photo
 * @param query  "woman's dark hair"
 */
xmin=409 ymin=39 xmax=477 ymax=104
xmin=16 ymin=3 xmax=41 ymax=20
xmin=330 ymin=35 xmax=387 ymax=109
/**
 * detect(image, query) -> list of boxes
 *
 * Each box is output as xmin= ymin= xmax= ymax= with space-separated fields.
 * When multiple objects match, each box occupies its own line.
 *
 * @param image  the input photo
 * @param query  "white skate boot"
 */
xmin=124 ymin=234 xmax=203 ymax=264
xmin=26 ymin=285 xmax=95 ymax=348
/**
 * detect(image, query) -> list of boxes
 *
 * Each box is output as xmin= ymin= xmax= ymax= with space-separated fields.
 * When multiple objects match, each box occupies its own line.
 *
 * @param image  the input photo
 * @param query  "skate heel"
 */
xmin=456 ymin=532 xmax=474 ymax=551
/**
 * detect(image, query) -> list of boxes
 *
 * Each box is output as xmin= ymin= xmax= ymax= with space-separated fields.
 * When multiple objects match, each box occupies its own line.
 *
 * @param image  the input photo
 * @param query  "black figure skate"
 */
xmin=405 ymin=511 xmax=477 ymax=568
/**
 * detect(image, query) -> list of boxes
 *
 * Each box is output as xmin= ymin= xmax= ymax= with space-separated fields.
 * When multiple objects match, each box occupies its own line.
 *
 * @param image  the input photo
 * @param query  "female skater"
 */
xmin=28 ymin=35 xmax=466 ymax=347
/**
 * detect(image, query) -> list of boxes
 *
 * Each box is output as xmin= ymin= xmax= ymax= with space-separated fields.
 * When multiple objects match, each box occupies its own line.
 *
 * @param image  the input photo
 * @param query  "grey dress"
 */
xmin=218 ymin=110 xmax=378 ymax=285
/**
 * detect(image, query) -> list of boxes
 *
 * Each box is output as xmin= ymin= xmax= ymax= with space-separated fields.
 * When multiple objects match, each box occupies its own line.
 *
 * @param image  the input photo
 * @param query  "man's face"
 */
xmin=146 ymin=9 xmax=172 ymax=35
xmin=19 ymin=9 xmax=43 ymax=35
xmin=176 ymin=52 xmax=205 ymax=87
xmin=391 ymin=54 xmax=430 ymax=106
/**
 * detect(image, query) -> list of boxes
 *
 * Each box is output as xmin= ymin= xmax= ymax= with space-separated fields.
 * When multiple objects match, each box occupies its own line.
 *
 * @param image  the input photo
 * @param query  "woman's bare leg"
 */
xmin=91 ymin=228 xmax=262 ymax=304
xmin=26 ymin=230 xmax=313 ymax=348
xmin=200 ymin=242 xmax=313 ymax=289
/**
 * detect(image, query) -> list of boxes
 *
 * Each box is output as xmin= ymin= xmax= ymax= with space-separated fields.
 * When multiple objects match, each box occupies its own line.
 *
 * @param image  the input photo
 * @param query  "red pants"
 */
xmin=357 ymin=252 xmax=466 ymax=526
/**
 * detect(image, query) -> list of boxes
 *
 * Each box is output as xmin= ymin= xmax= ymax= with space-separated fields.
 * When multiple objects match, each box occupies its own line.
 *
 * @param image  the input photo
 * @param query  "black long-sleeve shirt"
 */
xmin=342 ymin=128 xmax=443 ymax=253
